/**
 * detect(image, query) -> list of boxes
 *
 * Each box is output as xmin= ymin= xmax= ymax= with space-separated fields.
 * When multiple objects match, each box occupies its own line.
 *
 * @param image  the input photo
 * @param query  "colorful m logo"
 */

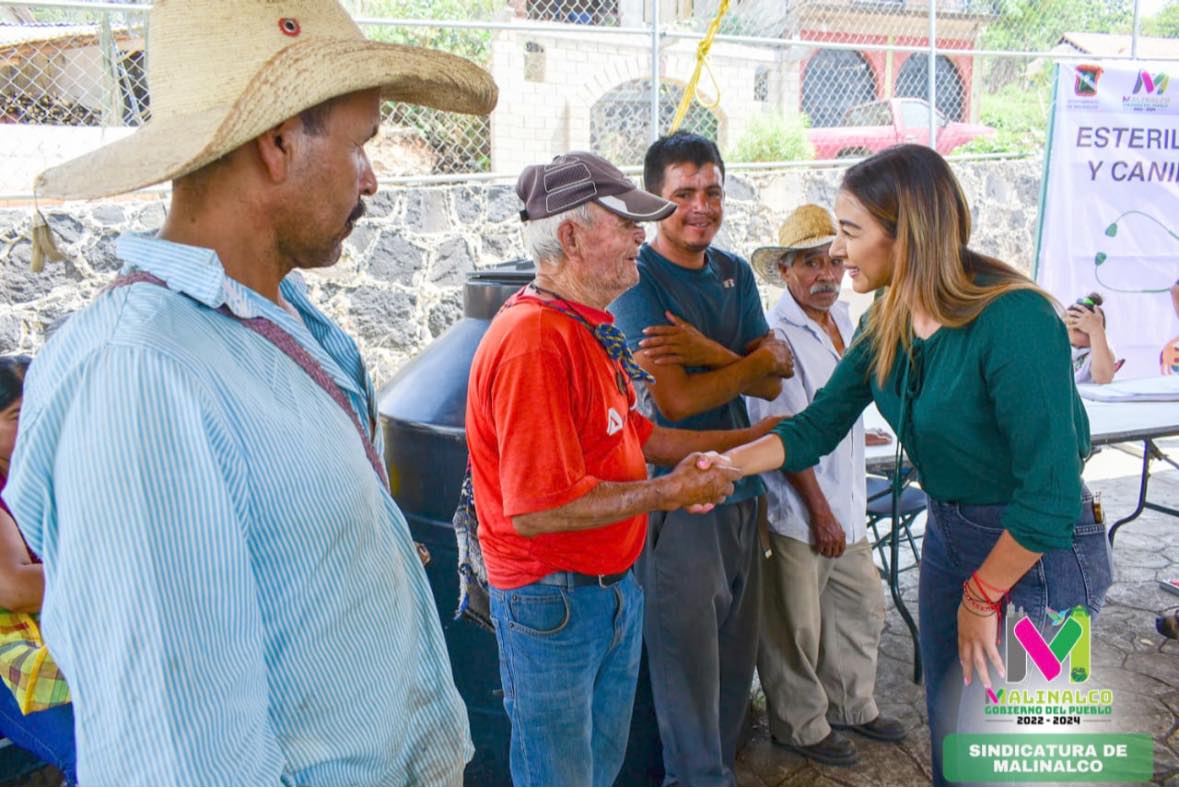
xmin=1004 ymin=606 xmax=1091 ymax=684
xmin=1133 ymin=71 xmax=1170 ymax=95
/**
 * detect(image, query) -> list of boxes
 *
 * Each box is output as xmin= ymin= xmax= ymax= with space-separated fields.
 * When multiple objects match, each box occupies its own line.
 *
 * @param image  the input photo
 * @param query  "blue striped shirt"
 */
xmin=3 ymin=234 xmax=473 ymax=785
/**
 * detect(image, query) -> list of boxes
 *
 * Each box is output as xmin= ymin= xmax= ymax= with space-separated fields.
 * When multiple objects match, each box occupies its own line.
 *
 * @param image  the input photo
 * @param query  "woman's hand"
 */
xmin=639 ymin=311 xmax=738 ymax=368
xmin=958 ymin=601 xmax=1005 ymax=693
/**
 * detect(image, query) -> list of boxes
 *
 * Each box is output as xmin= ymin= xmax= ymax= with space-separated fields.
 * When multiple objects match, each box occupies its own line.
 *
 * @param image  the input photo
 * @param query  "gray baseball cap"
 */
xmin=516 ymin=151 xmax=675 ymax=223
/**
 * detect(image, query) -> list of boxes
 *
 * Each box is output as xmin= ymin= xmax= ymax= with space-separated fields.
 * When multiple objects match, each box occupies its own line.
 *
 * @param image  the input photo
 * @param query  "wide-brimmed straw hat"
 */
xmin=35 ymin=0 xmax=499 ymax=201
xmin=750 ymin=204 xmax=837 ymax=285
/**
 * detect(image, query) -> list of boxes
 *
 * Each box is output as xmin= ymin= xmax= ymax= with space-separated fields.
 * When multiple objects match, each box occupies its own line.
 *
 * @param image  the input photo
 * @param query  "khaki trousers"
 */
xmin=757 ymin=534 xmax=885 ymax=747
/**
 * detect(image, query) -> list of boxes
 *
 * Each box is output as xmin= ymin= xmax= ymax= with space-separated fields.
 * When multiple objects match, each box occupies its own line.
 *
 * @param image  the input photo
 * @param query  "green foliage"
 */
xmin=967 ymin=0 xmax=1137 ymax=153
xmin=727 ymin=112 xmax=814 ymax=163
xmin=981 ymin=0 xmax=1132 ymax=52
xmin=979 ymin=0 xmax=1132 ymax=91
xmin=347 ymin=0 xmax=501 ymax=173
xmin=1143 ymin=0 xmax=1179 ymax=37
xmin=355 ymin=0 xmax=500 ymax=63
xmin=958 ymin=80 xmax=1051 ymax=155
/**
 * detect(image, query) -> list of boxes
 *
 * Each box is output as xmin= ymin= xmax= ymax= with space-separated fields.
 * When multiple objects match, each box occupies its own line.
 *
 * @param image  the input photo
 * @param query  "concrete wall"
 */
xmin=0 ymin=157 xmax=1042 ymax=390
xmin=490 ymin=27 xmax=787 ymax=172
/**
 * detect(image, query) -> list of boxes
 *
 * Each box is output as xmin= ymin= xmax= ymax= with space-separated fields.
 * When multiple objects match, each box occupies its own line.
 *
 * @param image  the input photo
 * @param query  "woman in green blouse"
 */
xmin=721 ymin=145 xmax=1112 ymax=784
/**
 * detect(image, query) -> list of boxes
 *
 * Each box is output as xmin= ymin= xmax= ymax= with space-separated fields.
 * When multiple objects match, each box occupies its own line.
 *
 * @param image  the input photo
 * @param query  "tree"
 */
xmin=345 ymin=0 xmax=503 ymax=173
xmin=727 ymin=112 xmax=813 ymax=164
xmin=1143 ymin=0 xmax=1179 ymax=37
xmin=979 ymin=0 xmax=1132 ymax=90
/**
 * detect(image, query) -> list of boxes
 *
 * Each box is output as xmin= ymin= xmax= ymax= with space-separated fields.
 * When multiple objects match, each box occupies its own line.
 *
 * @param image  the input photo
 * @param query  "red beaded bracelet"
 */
xmin=962 ymin=576 xmax=1004 ymax=618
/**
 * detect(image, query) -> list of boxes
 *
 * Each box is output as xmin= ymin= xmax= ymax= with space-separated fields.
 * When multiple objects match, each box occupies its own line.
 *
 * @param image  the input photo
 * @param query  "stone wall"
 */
xmin=0 ymin=157 xmax=1042 ymax=390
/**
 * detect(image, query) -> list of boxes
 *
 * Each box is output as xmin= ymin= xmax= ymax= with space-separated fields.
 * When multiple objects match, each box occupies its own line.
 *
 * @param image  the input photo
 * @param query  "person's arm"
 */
xmin=611 ymin=276 xmax=789 ymax=422
xmin=490 ymin=345 xmax=740 ymax=537
xmin=638 ymin=312 xmax=784 ymax=399
xmin=0 ymin=507 xmax=42 ymax=613
xmin=736 ymin=262 xmax=787 ymax=401
xmin=47 ymin=350 xmax=284 ymax=784
xmin=512 ymin=452 xmax=740 ymax=536
xmin=1066 ymin=306 xmax=1116 ymax=383
xmin=784 ymin=469 xmax=846 ymax=557
xmin=634 ymin=339 xmax=791 ymax=421
xmin=641 ymin=417 xmax=781 ymax=467
xmin=728 ymin=332 xmax=875 ymax=475
xmin=741 ymin=335 xmax=793 ymax=400
xmin=958 ymin=531 xmax=1041 ymax=694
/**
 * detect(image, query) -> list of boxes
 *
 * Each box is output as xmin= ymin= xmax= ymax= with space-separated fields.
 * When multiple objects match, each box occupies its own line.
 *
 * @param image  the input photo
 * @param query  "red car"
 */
xmin=807 ymin=98 xmax=994 ymax=159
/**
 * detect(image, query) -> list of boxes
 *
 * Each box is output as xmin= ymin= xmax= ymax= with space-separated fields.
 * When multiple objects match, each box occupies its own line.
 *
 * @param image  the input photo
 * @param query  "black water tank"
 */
xmin=378 ymin=260 xmax=663 ymax=787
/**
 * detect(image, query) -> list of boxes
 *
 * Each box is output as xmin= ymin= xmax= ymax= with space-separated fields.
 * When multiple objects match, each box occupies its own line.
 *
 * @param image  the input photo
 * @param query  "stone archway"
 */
xmin=589 ymin=79 xmax=722 ymax=167
xmin=895 ymin=54 xmax=966 ymax=121
xmin=801 ymin=49 xmax=876 ymax=128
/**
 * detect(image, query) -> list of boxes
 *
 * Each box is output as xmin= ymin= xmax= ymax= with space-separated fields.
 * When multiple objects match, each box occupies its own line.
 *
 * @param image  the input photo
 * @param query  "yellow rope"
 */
xmin=668 ymin=0 xmax=730 ymax=134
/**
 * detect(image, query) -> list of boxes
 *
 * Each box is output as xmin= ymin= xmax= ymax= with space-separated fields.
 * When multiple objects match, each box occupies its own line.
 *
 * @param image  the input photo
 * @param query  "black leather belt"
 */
xmin=535 ymin=570 xmax=629 ymax=588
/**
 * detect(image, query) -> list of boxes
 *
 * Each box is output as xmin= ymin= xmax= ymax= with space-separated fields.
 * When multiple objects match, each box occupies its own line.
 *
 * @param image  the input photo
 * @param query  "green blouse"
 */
xmin=773 ymin=288 xmax=1090 ymax=552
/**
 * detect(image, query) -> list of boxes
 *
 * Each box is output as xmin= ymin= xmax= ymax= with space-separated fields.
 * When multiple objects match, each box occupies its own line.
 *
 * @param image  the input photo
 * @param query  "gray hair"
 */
xmin=777 ymin=250 xmax=798 ymax=269
xmin=522 ymin=202 xmax=595 ymax=265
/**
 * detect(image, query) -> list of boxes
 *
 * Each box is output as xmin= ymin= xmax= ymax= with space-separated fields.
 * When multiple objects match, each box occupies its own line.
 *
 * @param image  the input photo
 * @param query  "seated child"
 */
xmin=1066 ymin=292 xmax=1120 ymax=384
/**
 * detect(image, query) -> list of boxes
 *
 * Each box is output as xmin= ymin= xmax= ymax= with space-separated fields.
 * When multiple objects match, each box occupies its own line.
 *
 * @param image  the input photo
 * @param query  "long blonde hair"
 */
xmin=842 ymin=145 xmax=1054 ymax=386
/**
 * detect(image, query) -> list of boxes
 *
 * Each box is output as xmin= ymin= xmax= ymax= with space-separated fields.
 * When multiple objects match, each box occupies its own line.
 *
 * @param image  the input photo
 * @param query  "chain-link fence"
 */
xmin=2 ymin=0 xmax=1178 ymax=195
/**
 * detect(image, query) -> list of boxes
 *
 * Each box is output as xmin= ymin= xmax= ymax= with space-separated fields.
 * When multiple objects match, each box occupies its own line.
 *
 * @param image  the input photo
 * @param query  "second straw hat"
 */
xmin=750 ymin=204 xmax=838 ymax=285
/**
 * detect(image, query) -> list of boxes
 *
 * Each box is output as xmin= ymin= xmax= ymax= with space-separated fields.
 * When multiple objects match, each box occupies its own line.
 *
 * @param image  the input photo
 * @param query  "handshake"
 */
xmin=657 ymin=451 xmax=745 ymax=515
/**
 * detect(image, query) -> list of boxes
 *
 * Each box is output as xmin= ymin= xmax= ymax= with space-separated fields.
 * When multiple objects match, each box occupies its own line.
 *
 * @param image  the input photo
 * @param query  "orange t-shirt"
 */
xmin=465 ymin=291 xmax=654 ymax=590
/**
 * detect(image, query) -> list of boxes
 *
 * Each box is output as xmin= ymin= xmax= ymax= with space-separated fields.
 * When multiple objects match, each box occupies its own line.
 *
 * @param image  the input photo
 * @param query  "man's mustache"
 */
xmin=809 ymin=282 xmax=840 ymax=295
xmin=348 ymin=201 xmax=367 ymax=224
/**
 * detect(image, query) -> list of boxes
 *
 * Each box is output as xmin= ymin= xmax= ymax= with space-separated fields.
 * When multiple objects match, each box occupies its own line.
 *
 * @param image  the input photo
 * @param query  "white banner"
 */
xmin=1036 ymin=62 xmax=1179 ymax=378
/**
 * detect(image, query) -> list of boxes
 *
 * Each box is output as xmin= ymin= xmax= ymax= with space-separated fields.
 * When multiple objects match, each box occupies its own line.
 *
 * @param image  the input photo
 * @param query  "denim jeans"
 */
xmin=0 ymin=689 xmax=76 ymax=785
xmin=490 ymin=571 xmax=644 ymax=787
xmin=919 ymin=494 xmax=1113 ymax=785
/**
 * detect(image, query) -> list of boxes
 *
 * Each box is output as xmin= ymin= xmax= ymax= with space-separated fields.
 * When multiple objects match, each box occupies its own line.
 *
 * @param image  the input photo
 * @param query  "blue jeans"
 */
xmin=919 ymin=495 xmax=1113 ymax=785
xmin=0 ymin=689 xmax=76 ymax=785
xmin=490 ymin=572 xmax=644 ymax=787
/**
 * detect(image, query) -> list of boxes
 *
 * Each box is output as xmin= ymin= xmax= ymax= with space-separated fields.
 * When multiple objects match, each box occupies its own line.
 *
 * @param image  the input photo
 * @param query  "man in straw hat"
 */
xmin=4 ymin=1 xmax=496 ymax=784
xmin=467 ymin=151 xmax=775 ymax=786
xmin=744 ymin=204 xmax=905 ymax=766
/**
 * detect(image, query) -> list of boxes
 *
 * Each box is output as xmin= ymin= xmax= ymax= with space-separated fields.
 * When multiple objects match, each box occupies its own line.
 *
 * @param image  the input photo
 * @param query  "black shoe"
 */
xmin=777 ymin=730 xmax=859 ymax=767
xmin=832 ymin=714 xmax=907 ymax=743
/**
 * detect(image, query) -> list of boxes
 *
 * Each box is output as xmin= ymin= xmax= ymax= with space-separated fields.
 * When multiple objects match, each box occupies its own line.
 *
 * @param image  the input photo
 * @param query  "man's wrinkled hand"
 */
xmin=810 ymin=513 xmax=846 ymax=558
xmin=663 ymin=452 xmax=741 ymax=513
xmin=639 ymin=311 xmax=735 ymax=368
xmin=750 ymin=333 xmax=794 ymax=379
